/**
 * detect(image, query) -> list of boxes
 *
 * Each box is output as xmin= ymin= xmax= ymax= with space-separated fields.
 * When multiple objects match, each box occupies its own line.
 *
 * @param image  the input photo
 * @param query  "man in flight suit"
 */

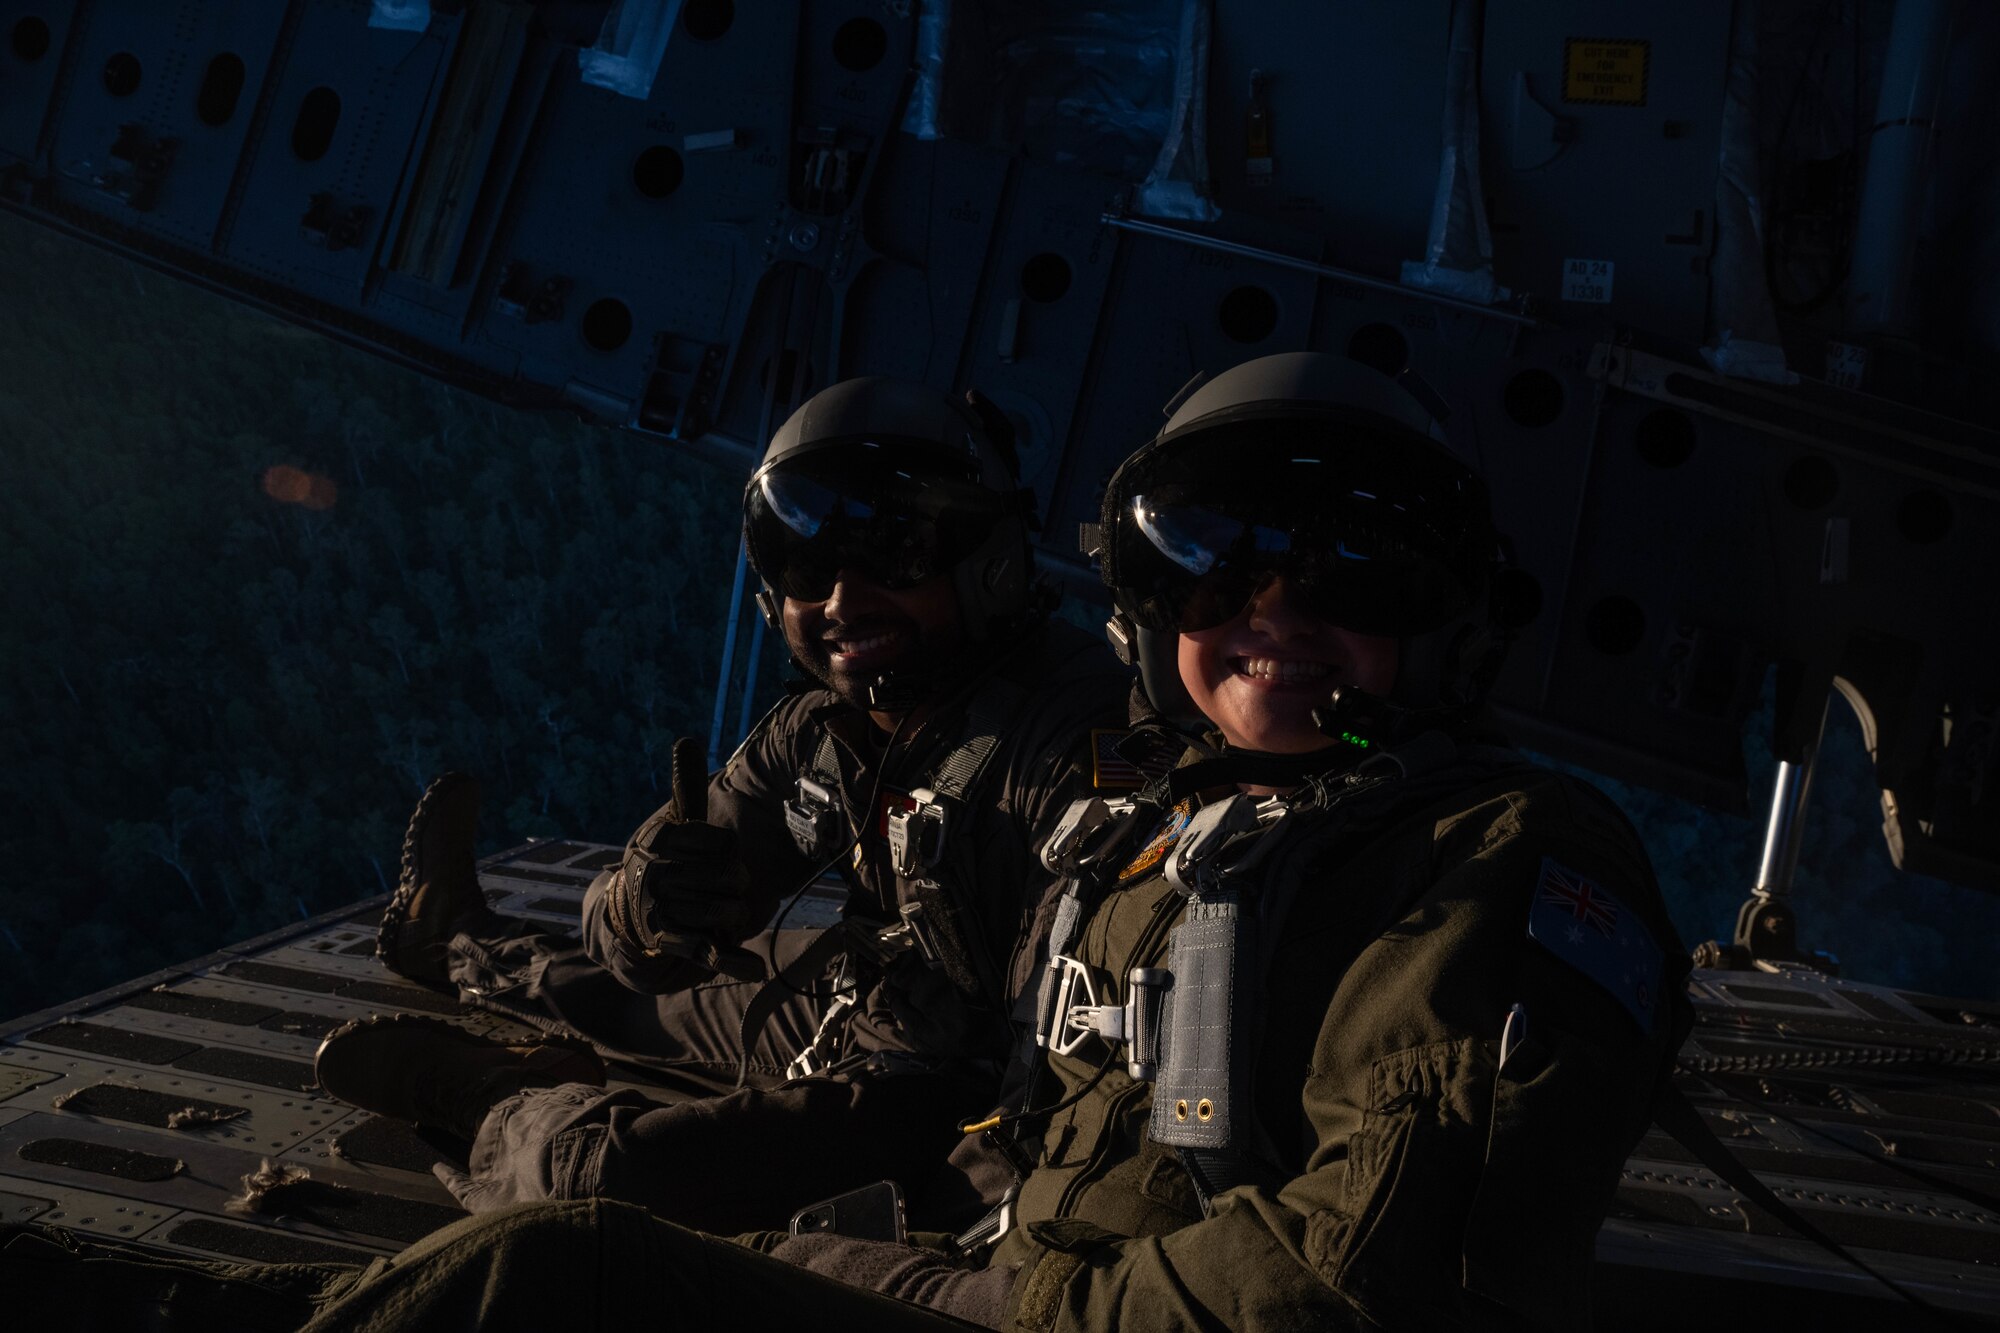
xmin=311 ymin=376 xmax=1135 ymax=1233
xmin=5 ymin=355 xmax=1691 ymax=1332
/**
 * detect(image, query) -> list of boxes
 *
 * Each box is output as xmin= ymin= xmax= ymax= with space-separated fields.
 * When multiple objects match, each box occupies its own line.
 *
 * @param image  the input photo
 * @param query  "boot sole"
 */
xmin=314 ymin=1013 xmax=607 ymax=1121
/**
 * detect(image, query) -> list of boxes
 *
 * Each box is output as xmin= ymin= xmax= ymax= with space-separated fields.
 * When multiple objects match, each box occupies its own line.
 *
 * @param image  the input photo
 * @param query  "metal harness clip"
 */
xmin=785 ymin=959 xmax=861 ymax=1080
xmin=1041 ymin=954 xmax=1101 ymax=1056
xmin=784 ymin=775 xmax=840 ymax=860
xmin=893 ymin=898 xmax=948 ymax=968
xmin=886 ymin=786 xmax=948 ymax=877
xmin=1164 ymin=793 xmax=1290 ymax=898
xmin=1043 ymin=957 xmax=1176 ymax=1081
xmin=1038 ymin=796 xmax=1139 ymax=876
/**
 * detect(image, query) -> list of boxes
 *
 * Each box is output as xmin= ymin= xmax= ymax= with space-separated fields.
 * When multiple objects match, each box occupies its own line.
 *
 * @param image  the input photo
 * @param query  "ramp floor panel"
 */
xmin=0 ymin=839 xmax=1989 ymax=1321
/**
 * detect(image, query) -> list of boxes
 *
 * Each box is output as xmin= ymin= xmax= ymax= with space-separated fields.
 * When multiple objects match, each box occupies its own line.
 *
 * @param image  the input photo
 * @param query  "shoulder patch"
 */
xmin=1089 ymin=728 xmax=1145 ymax=791
xmin=1526 ymin=857 xmax=1663 ymax=1034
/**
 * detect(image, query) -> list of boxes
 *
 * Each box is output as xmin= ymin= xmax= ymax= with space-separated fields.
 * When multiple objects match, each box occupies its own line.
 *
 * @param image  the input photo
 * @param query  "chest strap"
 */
xmin=885 ymin=679 xmax=1029 ymax=1001
xmin=751 ymin=676 xmax=1037 ymax=1084
xmin=884 ymin=682 xmax=1020 ymax=881
xmin=1039 ymin=784 xmax=1410 ymax=1211
xmin=1028 ymin=795 xmax=1149 ymax=1062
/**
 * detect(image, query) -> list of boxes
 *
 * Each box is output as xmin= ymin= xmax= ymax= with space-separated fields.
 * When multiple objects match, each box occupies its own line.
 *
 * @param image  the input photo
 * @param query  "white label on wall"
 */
xmin=1825 ymin=340 xmax=1868 ymax=390
xmin=1561 ymin=258 xmax=1615 ymax=303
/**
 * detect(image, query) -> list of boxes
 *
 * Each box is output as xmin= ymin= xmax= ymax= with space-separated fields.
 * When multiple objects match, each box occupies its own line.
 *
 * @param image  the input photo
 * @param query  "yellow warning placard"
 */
xmin=1564 ymin=39 xmax=1650 ymax=105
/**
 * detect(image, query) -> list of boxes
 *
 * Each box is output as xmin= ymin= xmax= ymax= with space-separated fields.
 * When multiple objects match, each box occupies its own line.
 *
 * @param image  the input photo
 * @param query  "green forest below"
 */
xmin=1 ymin=213 xmax=1994 ymax=1022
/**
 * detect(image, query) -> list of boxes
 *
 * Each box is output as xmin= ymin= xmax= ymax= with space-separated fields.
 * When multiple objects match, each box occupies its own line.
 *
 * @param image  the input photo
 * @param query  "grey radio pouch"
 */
xmin=1148 ymin=892 xmax=1251 ymax=1150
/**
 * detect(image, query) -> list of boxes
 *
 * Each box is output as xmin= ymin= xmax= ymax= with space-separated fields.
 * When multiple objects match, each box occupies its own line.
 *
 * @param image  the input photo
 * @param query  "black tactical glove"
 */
xmin=605 ymin=738 xmax=762 ymax=980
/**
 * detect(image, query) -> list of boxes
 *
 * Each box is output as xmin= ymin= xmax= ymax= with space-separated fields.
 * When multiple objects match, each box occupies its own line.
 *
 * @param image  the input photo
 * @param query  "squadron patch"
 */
xmin=1118 ymin=800 xmax=1192 ymax=881
xmin=1526 ymin=857 xmax=1663 ymax=1034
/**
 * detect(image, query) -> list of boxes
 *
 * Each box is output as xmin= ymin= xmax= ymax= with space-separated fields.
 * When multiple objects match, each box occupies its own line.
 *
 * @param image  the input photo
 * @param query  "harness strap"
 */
xmin=734 ymin=923 xmax=858 ymax=1087
xmin=889 ymin=677 xmax=1032 ymax=1002
xmin=783 ymin=733 xmax=845 ymax=861
xmin=891 ymin=680 xmax=1025 ymax=865
xmin=1144 ymin=750 xmax=1335 ymax=805
xmin=810 ymin=732 xmax=839 ymax=784
xmin=1175 ymin=1146 xmax=1287 ymax=1211
xmin=748 ymin=664 xmax=1040 ymax=1084
xmin=926 ymin=694 xmax=1012 ymax=801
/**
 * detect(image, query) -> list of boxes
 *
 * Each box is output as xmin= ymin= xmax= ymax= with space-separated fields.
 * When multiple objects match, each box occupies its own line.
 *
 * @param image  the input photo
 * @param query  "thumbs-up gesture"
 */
xmin=606 ymin=739 xmax=758 ymax=977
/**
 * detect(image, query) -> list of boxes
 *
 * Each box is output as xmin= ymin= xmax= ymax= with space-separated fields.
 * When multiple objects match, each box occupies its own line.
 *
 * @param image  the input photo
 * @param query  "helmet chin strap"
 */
xmin=1146 ymin=748 xmax=1347 ymax=804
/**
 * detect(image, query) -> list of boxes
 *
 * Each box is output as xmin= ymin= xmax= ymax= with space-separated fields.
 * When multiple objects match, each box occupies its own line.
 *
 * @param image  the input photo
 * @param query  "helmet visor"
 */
xmin=745 ymin=439 xmax=1004 ymax=602
xmin=1113 ymin=424 xmax=1492 ymax=637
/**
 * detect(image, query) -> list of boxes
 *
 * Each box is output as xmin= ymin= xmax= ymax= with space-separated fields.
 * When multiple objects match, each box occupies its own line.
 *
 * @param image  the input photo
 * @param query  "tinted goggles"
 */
xmin=1127 ymin=493 xmax=1468 ymax=636
xmin=1110 ymin=428 xmax=1491 ymax=638
xmin=745 ymin=452 xmax=1001 ymax=602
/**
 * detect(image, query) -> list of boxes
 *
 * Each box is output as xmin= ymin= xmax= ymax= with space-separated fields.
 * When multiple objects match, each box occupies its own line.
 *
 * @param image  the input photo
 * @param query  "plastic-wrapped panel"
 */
xmin=1205 ymin=1 xmax=1447 ymax=274
xmin=1482 ymin=0 xmax=1733 ymax=341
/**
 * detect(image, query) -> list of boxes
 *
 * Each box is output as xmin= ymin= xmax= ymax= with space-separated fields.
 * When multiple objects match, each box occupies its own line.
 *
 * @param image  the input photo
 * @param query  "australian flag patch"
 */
xmin=1526 ymin=857 xmax=1662 ymax=1034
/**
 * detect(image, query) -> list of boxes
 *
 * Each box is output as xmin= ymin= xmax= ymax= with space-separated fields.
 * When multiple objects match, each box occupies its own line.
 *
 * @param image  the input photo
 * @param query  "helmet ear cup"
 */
xmin=950 ymin=510 xmax=1033 ymax=641
xmin=956 ymin=390 xmax=1023 ymax=491
xmin=1454 ymin=621 xmax=1509 ymax=714
xmin=1394 ymin=603 xmax=1505 ymax=719
xmin=950 ymin=392 xmax=1036 ymax=639
xmin=1135 ymin=626 xmax=1202 ymax=731
xmin=1447 ymin=624 xmax=1484 ymax=698
xmin=1104 ymin=613 xmax=1138 ymax=666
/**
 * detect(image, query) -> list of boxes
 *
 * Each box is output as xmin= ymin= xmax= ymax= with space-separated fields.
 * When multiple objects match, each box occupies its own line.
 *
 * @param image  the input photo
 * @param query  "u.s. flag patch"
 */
xmin=1090 ymin=729 xmax=1145 ymax=791
xmin=1526 ymin=857 xmax=1662 ymax=1034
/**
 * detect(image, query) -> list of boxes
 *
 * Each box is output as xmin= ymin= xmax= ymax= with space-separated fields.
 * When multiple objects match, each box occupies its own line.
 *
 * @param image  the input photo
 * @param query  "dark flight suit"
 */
xmin=428 ymin=617 xmax=1134 ymax=1232
xmin=6 ymin=745 xmax=1694 ymax=1332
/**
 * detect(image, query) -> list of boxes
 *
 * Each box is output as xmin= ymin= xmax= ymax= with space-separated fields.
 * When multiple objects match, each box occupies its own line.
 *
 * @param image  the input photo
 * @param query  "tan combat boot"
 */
xmin=377 ymin=773 xmax=488 ymax=986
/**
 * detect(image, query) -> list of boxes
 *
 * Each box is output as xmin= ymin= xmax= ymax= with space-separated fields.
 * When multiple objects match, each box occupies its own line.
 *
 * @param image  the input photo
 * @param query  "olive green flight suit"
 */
xmin=989 ymin=753 xmax=1693 ymax=1332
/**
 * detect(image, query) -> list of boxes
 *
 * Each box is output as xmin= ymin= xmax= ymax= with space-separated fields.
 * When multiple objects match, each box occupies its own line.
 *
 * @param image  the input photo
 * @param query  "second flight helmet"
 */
xmin=744 ymin=376 xmax=1041 ymax=700
xmin=1093 ymin=351 xmax=1506 ymax=746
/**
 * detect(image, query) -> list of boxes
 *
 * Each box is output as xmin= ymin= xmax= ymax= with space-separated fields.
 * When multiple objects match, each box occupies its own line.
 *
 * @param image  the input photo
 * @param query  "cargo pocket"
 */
xmin=1305 ymin=1040 xmax=1487 ymax=1329
xmin=1459 ymin=1030 xmax=1613 ymax=1332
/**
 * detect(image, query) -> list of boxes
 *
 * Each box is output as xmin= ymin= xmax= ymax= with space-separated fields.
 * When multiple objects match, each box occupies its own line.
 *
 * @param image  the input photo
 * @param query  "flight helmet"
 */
xmin=744 ymin=377 xmax=1041 ymax=696
xmin=1092 ymin=352 xmax=1505 ymax=745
